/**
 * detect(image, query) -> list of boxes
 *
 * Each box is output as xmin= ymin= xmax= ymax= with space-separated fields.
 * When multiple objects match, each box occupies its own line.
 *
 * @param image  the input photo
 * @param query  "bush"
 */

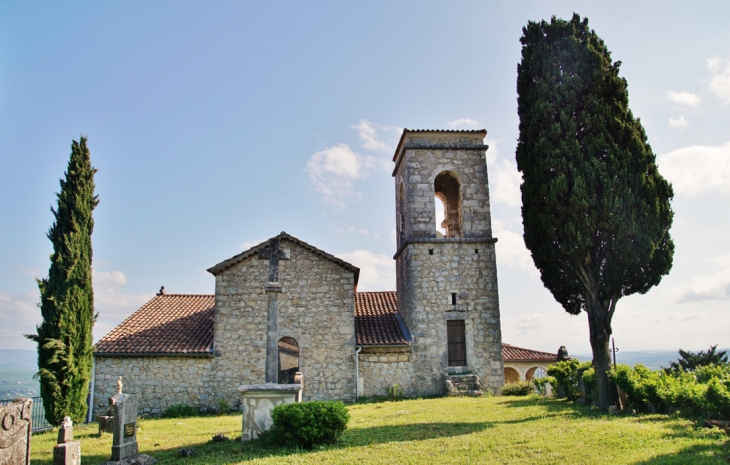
xmin=533 ymin=376 xmax=556 ymax=396
xmin=162 ymin=404 xmax=201 ymax=418
xmin=269 ymin=401 xmax=350 ymax=448
xmin=386 ymin=384 xmax=404 ymax=400
xmin=501 ymin=381 xmax=534 ymax=396
xmin=609 ymin=364 xmax=664 ymax=412
xmin=547 ymin=359 xmax=592 ymax=401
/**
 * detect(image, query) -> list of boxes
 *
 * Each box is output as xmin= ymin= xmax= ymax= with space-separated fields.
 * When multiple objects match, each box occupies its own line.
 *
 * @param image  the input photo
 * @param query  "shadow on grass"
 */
xmin=73 ymin=421 xmax=493 ymax=464
xmin=633 ymin=443 xmax=730 ymax=464
xmin=500 ymin=396 xmax=597 ymax=419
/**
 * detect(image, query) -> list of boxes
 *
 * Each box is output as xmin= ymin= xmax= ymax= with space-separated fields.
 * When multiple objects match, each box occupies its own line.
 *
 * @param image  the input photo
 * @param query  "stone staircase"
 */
xmin=444 ymin=373 xmax=483 ymax=397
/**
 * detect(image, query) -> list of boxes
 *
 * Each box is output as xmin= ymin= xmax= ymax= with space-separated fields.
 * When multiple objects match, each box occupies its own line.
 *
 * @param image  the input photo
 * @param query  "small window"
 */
xmin=278 ymin=337 xmax=299 ymax=384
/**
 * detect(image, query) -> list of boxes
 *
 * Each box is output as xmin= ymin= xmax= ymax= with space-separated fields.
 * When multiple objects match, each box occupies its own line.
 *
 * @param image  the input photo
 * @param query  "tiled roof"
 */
xmin=94 ymin=294 xmax=214 ymax=355
xmin=355 ymin=291 xmax=410 ymax=346
xmin=207 ymin=232 xmax=360 ymax=286
xmin=502 ymin=343 xmax=558 ymax=362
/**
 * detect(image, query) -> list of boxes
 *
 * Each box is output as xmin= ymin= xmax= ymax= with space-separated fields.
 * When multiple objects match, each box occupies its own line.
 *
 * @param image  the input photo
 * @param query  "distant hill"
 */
xmin=573 ymin=348 xmax=730 ymax=371
xmin=0 ymin=349 xmax=37 ymax=371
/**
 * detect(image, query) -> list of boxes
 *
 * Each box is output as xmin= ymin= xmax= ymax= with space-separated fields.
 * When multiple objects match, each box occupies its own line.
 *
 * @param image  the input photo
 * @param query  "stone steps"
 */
xmin=444 ymin=373 xmax=483 ymax=397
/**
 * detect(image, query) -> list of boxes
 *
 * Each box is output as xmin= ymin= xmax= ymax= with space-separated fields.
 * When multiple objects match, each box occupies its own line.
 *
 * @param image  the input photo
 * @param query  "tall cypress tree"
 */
xmin=516 ymin=14 xmax=674 ymax=409
xmin=27 ymin=137 xmax=98 ymax=425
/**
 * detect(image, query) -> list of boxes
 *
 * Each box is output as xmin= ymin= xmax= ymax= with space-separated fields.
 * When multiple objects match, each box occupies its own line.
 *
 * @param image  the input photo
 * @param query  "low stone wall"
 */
xmin=93 ymin=356 xmax=213 ymax=417
xmin=358 ymin=347 xmax=414 ymax=397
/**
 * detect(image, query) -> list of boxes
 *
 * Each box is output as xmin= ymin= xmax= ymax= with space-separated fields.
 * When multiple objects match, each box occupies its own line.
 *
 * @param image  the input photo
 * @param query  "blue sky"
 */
xmin=2 ymin=1 xmax=729 ymax=355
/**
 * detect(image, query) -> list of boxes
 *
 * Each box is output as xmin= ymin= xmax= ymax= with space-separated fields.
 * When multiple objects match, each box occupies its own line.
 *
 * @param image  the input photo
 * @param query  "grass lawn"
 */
xmin=30 ymin=395 xmax=730 ymax=464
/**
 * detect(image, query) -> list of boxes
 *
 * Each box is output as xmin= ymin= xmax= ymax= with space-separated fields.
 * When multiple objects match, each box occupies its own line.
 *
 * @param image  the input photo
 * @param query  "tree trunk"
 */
xmin=586 ymin=296 xmax=613 ymax=410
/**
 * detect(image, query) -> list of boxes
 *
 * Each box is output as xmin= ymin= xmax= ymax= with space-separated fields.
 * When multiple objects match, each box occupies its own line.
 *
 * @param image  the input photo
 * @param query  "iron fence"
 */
xmin=0 ymin=396 xmax=53 ymax=432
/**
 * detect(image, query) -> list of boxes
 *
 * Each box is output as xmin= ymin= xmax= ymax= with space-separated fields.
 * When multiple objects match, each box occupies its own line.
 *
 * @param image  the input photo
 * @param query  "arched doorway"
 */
xmin=278 ymin=337 xmax=299 ymax=384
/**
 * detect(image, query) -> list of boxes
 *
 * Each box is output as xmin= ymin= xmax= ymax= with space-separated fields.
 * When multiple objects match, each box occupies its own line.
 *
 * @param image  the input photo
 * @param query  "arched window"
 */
xmin=434 ymin=171 xmax=462 ymax=238
xmin=525 ymin=366 xmax=547 ymax=381
xmin=504 ymin=367 xmax=520 ymax=384
xmin=278 ymin=337 xmax=299 ymax=384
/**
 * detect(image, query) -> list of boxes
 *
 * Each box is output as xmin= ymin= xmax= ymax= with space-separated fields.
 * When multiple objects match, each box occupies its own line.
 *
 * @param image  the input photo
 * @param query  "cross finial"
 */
xmin=258 ymin=237 xmax=290 ymax=284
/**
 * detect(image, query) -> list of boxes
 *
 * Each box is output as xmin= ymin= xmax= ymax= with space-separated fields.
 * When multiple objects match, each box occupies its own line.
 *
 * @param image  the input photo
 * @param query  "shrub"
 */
xmin=533 ymin=376 xmax=556 ymax=396
xmin=547 ymin=359 xmax=592 ymax=401
xmin=501 ymin=381 xmax=534 ymax=396
xmin=386 ymin=384 xmax=404 ymax=400
xmin=163 ymin=404 xmax=201 ymax=418
xmin=609 ymin=364 xmax=665 ymax=412
xmin=269 ymin=401 xmax=350 ymax=448
xmin=217 ymin=398 xmax=233 ymax=414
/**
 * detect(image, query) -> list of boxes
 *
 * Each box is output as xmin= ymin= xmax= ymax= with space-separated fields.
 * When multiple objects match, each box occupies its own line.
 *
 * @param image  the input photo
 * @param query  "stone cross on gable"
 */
xmin=258 ymin=235 xmax=290 ymax=285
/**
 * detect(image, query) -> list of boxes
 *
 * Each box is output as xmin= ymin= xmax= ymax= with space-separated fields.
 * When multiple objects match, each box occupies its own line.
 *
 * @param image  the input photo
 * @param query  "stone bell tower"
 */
xmin=392 ymin=129 xmax=504 ymax=395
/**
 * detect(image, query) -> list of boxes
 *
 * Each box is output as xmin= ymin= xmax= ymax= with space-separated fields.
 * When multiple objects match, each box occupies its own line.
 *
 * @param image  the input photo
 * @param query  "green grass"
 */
xmin=30 ymin=396 xmax=730 ymax=464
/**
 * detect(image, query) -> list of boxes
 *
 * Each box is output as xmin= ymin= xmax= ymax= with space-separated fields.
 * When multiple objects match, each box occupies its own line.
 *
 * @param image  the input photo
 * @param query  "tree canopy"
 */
xmin=667 ymin=345 xmax=729 ymax=374
xmin=516 ymin=14 xmax=674 ymax=408
xmin=27 ymin=137 xmax=98 ymax=424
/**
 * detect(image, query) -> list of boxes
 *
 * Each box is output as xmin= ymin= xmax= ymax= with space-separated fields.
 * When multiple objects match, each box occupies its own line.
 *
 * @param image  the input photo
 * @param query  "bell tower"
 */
xmin=392 ymin=129 xmax=504 ymax=394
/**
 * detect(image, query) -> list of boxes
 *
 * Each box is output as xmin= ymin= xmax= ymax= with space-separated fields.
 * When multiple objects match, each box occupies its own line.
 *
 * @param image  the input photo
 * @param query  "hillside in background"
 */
xmin=574 ymin=348 xmax=730 ymax=371
xmin=0 ymin=349 xmax=38 ymax=399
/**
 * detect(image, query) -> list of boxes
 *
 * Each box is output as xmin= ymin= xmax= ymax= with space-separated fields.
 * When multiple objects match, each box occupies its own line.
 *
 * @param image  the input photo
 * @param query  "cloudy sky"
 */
xmin=1 ymin=1 xmax=729 ymax=356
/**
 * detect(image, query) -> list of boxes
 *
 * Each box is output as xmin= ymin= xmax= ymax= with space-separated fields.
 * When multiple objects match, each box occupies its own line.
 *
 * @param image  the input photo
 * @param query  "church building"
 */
xmin=92 ymin=129 xmax=509 ymax=416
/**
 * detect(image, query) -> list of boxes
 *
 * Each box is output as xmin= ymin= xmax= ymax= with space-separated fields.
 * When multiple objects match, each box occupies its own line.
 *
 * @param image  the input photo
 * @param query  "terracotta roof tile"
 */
xmin=94 ymin=294 xmax=214 ymax=355
xmin=355 ymin=291 xmax=410 ymax=346
xmin=502 ymin=343 xmax=558 ymax=362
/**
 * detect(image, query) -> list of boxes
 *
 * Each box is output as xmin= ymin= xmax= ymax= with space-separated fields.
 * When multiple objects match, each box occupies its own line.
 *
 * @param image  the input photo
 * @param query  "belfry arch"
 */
xmin=434 ymin=171 xmax=462 ymax=238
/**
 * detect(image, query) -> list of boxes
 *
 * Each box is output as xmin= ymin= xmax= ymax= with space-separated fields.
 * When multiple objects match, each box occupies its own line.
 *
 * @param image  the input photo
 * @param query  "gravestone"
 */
xmin=52 ymin=416 xmax=80 ymax=465
xmin=99 ymin=377 xmax=156 ymax=465
xmin=0 ymin=399 xmax=32 ymax=465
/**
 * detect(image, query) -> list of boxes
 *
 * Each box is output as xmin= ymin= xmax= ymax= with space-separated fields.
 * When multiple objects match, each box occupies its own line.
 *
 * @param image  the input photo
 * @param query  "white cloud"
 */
xmin=92 ymin=269 xmax=154 ymax=342
xmin=305 ymin=144 xmax=364 ymax=210
xmin=668 ymin=116 xmax=689 ymax=131
xmin=0 ymin=289 xmax=41 ymax=351
xmin=707 ymin=56 xmax=730 ymax=106
xmin=336 ymin=249 xmax=395 ymax=292
xmin=336 ymin=227 xmax=380 ymax=239
xmin=491 ymin=158 xmax=522 ymax=207
xmin=492 ymin=219 xmax=537 ymax=276
xmin=352 ymin=120 xmax=401 ymax=153
xmin=657 ymin=141 xmax=730 ymax=196
xmin=306 ymin=123 xmax=393 ymax=209
xmin=666 ymin=91 xmax=701 ymax=107
xmin=447 ymin=118 xmax=480 ymax=130
xmin=672 ymin=267 xmax=730 ymax=303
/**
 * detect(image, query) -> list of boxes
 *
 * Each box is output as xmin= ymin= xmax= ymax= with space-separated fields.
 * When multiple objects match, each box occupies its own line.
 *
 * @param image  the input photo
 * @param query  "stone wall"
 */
xmin=211 ymin=238 xmax=357 ymax=405
xmin=358 ymin=347 xmax=413 ymax=397
xmin=93 ymin=356 xmax=212 ymax=417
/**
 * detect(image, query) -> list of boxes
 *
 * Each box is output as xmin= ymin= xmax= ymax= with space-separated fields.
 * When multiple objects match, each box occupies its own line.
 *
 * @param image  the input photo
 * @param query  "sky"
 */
xmin=1 ymin=1 xmax=729 ymax=357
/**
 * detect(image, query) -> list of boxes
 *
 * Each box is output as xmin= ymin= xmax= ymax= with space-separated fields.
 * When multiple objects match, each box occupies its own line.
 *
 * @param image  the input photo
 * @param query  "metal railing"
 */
xmin=0 ymin=396 xmax=53 ymax=432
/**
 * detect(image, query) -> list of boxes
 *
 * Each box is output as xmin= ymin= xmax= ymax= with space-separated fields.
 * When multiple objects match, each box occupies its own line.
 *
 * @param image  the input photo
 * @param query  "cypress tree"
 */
xmin=516 ymin=14 xmax=674 ymax=409
xmin=26 ymin=137 xmax=98 ymax=425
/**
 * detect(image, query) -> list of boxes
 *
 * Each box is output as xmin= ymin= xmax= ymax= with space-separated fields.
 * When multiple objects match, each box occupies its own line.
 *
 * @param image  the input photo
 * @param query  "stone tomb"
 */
xmin=0 ymin=399 xmax=32 ymax=465
xmin=238 ymin=382 xmax=302 ymax=441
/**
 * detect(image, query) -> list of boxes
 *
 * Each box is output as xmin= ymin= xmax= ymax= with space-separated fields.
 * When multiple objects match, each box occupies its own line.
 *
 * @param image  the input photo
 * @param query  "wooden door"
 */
xmin=447 ymin=320 xmax=467 ymax=366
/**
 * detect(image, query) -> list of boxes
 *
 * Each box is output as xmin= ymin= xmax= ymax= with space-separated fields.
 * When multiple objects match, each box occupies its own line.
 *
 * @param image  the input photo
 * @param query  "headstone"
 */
xmin=0 ymin=399 xmax=32 ymax=465
xmin=99 ymin=378 xmax=156 ymax=465
xmin=53 ymin=416 xmax=80 ymax=465
xmin=110 ymin=392 xmax=138 ymax=461
xmin=293 ymin=372 xmax=304 ymax=403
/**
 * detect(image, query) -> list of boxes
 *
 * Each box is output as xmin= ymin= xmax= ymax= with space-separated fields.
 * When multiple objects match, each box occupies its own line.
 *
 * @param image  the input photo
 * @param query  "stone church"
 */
xmin=92 ymin=129 xmax=515 ymax=416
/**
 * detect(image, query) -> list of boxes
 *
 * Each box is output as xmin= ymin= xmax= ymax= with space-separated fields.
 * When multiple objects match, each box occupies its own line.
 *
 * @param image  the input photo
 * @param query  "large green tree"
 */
xmin=27 ymin=137 xmax=98 ymax=424
xmin=515 ymin=14 xmax=674 ymax=409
